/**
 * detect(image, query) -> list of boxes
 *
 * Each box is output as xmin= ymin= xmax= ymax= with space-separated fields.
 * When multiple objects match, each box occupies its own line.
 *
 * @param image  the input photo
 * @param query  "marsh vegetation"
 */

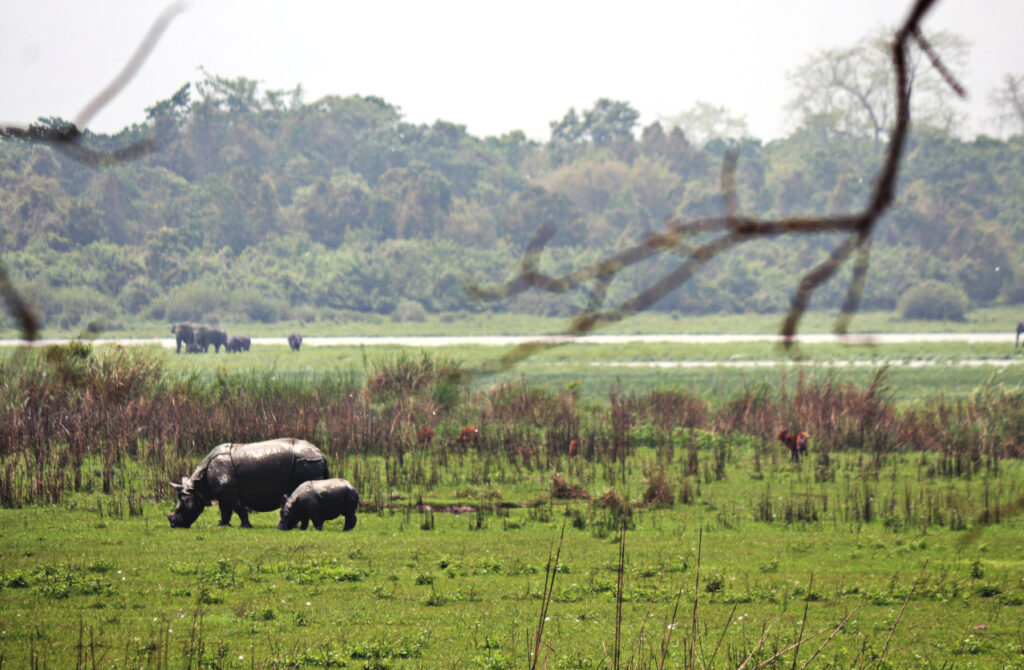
xmin=1 ymin=343 xmax=1023 ymax=667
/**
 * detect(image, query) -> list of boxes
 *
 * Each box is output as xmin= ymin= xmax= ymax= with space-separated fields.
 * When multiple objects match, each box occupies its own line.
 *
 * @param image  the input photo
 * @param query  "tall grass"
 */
xmin=3 ymin=345 xmax=1024 ymax=512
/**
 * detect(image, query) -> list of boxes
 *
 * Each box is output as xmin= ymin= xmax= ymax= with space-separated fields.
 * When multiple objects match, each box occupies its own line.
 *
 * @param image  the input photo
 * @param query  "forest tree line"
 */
xmin=2 ymin=45 xmax=1024 ymax=330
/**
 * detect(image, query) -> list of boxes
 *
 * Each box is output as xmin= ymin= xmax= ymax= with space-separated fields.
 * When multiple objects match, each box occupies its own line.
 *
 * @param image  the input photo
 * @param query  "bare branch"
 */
xmin=0 ymin=2 xmax=185 ymax=341
xmin=1 ymin=2 xmax=186 ymax=167
xmin=465 ymin=0 xmax=951 ymax=363
xmin=75 ymin=2 xmax=189 ymax=128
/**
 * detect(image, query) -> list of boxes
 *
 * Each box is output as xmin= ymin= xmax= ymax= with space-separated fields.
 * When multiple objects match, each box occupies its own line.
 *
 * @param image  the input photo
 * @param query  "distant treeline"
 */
xmin=2 ymin=73 xmax=1023 ymax=329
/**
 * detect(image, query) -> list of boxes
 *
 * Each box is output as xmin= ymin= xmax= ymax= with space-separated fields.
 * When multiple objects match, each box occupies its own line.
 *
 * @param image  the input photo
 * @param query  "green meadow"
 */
xmin=2 ymin=329 xmax=1024 ymax=668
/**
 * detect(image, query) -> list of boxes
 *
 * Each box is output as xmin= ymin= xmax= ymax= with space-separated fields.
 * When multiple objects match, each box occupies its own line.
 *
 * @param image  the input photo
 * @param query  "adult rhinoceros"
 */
xmin=167 ymin=438 xmax=329 ymax=528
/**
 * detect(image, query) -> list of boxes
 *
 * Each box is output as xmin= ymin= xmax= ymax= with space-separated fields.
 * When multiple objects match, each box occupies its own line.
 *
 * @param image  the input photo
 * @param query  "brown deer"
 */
xmin=416 ymin=427 xmax=435 ymax=447
xmin=455 ymin=425 xmax=480 ymax=446
xmin=778 ymin=429 xmax=809 ymax=462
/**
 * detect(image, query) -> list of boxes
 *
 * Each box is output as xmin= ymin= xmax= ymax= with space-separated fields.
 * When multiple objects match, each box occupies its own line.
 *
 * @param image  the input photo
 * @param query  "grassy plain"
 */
xmin=2 ymin=448 xmax=1023 ymax=669
xmin=146 ymin=336 xmax=1024 ymax=405
xmin=4 ymin=306 xmax=1024 ymax=340
xmin=2 ymin=324 xmax=1024 ymax=668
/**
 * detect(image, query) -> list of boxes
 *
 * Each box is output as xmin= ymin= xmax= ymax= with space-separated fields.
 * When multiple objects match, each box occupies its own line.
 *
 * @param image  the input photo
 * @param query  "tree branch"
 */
xmin=464 ymin=0 xmax=954 ymax=369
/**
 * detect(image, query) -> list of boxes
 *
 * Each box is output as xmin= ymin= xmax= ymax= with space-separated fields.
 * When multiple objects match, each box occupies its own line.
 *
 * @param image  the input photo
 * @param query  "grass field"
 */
xmin=2 ymin=333 xmax=1024 ymax=668
xmin=2 ymin=448 xmax=1023 ymax=669
xmin=139 ymin=336 xmax=1024 ymax=405
xmin=4 ymin=306 xmax=1024 ymax=340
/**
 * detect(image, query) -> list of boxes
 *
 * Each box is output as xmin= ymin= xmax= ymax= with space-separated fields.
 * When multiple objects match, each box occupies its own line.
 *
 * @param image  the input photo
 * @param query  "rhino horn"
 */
xmin=171 ymin=476 xmax=192 ymax=492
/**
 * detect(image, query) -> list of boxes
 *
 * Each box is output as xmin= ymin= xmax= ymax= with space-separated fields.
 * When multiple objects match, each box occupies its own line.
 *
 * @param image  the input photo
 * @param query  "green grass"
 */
xmin=119 ymin=337 xmax=1024 ymax=405
xmin=2 ymin=448 xmax=1023 ymax=668
xmin=4 ymin=306 xmax=1024 ymax=340
xmin=4 ymin=330 xmax=1024 ymax=667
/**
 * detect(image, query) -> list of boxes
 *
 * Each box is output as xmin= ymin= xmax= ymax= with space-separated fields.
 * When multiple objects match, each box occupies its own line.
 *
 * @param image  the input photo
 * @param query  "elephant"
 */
xmin=277 ymin=479 xmax=359 ymax=531
xmin=196 ymin=324 xmax=228 ymax=353
xmin=167 ymin=438 xmax=329 ymax=528
xmin=171 ymin=322 xmax=197 ymax=354
xmin=287 ymin=332 xmax=303 ymax=351
xmin=226 ymin=335 xmax=251 ymax=353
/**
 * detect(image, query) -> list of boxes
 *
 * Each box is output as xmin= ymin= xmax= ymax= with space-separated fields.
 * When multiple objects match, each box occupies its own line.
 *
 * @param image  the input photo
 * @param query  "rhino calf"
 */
xmin=278 ymin=479 xmax=359 ymax=531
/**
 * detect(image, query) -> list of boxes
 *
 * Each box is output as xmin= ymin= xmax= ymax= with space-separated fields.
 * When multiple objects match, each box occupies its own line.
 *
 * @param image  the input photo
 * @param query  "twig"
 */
xmin=875 ymin=560 xmax=928 ymax=669
xmin=629 ymin=532 xmax=684 ymax=668
xmin=708 ymin=603 xmax=738 ymax=669
xmin=0 ymin=2 xmax=186 ymax=342
xmin=614 ymin=521 xmax=626 ymax=670
xmin=688 ymin=528 xmax=703 ymax=669
xmin=799 ymin=606 xmax=860 ymax=670
xmin=74 ymin=1 xmax=188 ymax=128
xmin=531 ymin=518 xmax=567 ymax=670
xmin=736 ymin=615 xmax=779 ymax=670
xmin=464 ymin=0 xmax=955 ymax=366
xmin=791 ymin=574 xmax=814 ymax=670
xmin=658 ymin=545 xmax=691 ymax=670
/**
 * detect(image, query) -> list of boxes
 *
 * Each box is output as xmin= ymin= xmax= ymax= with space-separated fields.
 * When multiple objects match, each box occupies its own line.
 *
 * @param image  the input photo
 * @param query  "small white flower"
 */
xmin=306 ymin=601 xmax=312 ymax=606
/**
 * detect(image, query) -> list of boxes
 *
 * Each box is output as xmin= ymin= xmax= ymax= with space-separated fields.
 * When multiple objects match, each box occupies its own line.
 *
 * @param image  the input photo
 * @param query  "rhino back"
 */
xmin=218 ymin=439 xmax=328 ymax=512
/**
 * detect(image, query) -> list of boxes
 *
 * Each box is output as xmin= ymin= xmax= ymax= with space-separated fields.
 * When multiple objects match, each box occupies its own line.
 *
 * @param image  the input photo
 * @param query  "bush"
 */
xmin=897 ymin=280 xmax=969 ymax=321
xmin=233 ymin=289 xmax=287 ymax=324
xmin=34 ymin=286 xmax=118 ymax=330
xmin=391 ymin=299 xmax=427 ymax=323
xmin=157 ymin=280 xmax=231 ymax=323
xmin=118 ymin=277 xmax=160 ymax=315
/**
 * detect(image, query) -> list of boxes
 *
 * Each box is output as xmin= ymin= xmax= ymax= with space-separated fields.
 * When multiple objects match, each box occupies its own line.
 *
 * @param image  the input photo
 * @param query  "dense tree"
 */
xmin=3 ymin=42 xmax=1024 ymax=332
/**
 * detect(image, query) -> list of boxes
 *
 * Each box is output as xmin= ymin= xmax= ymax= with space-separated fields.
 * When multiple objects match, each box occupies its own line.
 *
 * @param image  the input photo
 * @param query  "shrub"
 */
xmin=118 ymin=277 xmax=161 ymax=315
xmin=392 ymin=298 xmax=427 ymax=323
xmin=641 ymin=470 xmax=675 ymax=508
xmin=157 ymin=279 xmax=231 ymax=323
xmin=551 ymin=473 xmax=588 ymax=500
xmin=35 ymin=286 xmax=118 ymax=330
xmin=233 ymin=288 xmax=286 ymax=323
xmin=896 ymin=280 xmax=969 ymax=321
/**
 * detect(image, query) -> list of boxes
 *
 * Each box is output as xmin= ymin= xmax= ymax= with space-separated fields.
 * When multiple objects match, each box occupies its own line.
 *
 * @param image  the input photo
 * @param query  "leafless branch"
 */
xmin=0 ymin=2 xmax=186 ymax=341
xmin=464 ymin=0 xmax=958 ymax=371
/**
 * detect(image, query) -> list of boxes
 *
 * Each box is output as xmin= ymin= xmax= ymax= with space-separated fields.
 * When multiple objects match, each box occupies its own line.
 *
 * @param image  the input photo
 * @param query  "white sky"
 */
xmin=1 ymin=1 xmax=1021 ymax=141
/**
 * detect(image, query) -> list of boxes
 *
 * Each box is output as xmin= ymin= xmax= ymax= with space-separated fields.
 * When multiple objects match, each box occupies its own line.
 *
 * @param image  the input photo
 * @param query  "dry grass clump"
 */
xmin=551 ymin=472 xmax=588 ymax=500
xmin=641 ymin=469 xmax=675 ymax=508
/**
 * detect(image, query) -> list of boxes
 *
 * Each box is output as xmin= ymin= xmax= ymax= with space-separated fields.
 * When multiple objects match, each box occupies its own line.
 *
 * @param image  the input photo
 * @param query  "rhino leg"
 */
xmin=310 ymin=512 xmax=325 ymax=531
xmin=299 ymin=517 xmax=309 ymax=530
xmin=218 ymin=496 xmax=252 ymax=527
xmin=217 ymin=499 xmax=235 ymax=526
xmin=343 ymin=514 xmax=357 ymax=531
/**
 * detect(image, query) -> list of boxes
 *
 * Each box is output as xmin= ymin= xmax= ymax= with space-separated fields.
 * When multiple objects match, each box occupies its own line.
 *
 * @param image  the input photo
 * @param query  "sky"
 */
xmin=1 ymin=1 xmax=1021 ymax=142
